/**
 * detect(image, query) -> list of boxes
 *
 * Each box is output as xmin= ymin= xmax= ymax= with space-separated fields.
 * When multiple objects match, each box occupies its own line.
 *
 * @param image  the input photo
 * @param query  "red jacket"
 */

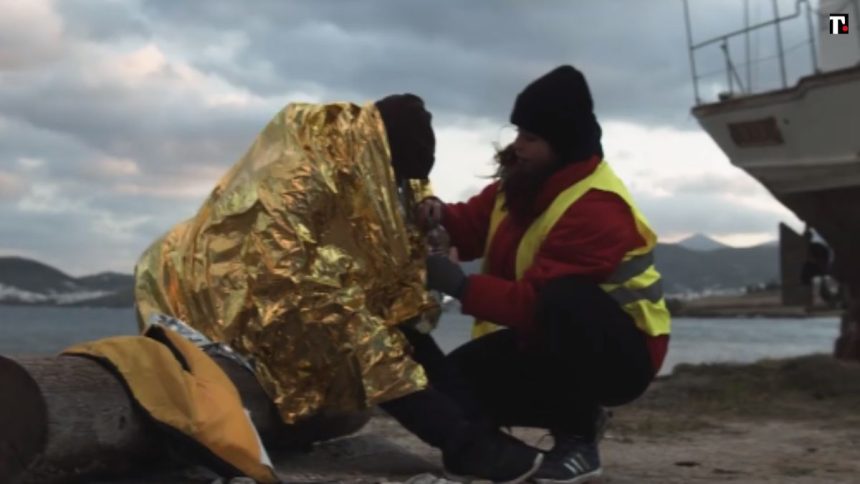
xmin=442 ymin=156 xmax=669 ymax=374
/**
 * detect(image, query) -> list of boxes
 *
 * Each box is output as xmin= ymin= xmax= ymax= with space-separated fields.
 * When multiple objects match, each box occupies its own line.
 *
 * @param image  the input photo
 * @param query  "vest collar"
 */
xmin=533 ymin=155 xmax=602 ymax=215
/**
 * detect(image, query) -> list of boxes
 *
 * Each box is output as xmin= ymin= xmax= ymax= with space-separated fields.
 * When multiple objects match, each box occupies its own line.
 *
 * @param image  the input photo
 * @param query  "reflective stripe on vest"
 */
xmin=606 ymin=252 xmax=654 ymax=284
xmin=472 ymin=160 xmax=672 ymax=339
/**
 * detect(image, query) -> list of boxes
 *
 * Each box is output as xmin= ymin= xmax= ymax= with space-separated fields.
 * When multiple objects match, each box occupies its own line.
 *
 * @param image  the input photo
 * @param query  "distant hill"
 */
xmin=76 ymin=272 xmax=135 ymax=292
xmin=454 ymin=240 xmax=779 ymax=296
xmin=0 ymin=257 xmax=85 ymax=294
xmin=1 ymin=238 xmax=781 ymax=308
xmin=677 ymin=233 xmax=731 ymax=252
xmin=0 ymin=257 xmax=134 ymax=307
xmin=654 ymin=243 xmax=778 ymax=295
xmin=65 ymin=285 xmax=136 ymax=308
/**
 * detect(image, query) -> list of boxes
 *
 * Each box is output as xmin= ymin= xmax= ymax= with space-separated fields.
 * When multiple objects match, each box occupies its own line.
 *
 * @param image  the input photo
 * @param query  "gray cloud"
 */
xmin=637 ymin=191 xmax=790 ymax=239
xmin=660 ymin=172 xmax=766 ymax=196
xmin=0 ymin=171 xmax=25 ymax=200
xmin=57 ymin=0 xmax=150 ymax=41
xmin=0 ymin=0 xmax=66 ymax=70
xmin=140 ymin=0 xmax=821 ymax=122
xmin=0 ymin=57 xmax=264 ymax=178
xmin=1 ymin=183 xmax=201 ymax=274
xmin=136 ymin=0 xmax=703 ymax=124
xmin=0 ymin=0 xmax=814 ymax=274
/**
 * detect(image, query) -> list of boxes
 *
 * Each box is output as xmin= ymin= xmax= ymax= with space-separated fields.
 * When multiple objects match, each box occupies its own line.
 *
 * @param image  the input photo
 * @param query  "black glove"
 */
xmin=426 ymin=254 xmax=468 ymax=299
xmin=416 ymin=196 xmax=444 ymax=231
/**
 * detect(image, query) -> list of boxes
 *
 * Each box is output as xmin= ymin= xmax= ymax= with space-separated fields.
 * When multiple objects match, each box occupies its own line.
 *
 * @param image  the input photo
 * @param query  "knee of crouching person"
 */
xmin=537 ymin=275 xmax=603 ymax=312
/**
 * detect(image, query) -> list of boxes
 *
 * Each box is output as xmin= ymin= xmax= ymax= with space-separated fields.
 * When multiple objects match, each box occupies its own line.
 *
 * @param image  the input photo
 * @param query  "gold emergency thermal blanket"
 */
xmin=134 ymin=102 xmax=438 ymax=423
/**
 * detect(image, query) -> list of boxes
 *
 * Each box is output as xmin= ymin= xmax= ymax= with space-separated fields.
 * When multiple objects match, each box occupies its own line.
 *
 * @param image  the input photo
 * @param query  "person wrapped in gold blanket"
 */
xmin=134 ymin=95 xmax=544 ymax=483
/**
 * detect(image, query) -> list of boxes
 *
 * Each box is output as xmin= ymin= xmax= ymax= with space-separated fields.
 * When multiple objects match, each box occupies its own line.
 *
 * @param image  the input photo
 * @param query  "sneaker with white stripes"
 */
xmin=531 ymin=434 xmax=602 ymax=484
xmin=442 ymin=425 xmax=543 ymax=483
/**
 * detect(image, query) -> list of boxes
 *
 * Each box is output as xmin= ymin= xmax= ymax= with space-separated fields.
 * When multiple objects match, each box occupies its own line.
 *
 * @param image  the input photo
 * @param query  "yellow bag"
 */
xmin=64 ymin=325 xmax=278 ymax=483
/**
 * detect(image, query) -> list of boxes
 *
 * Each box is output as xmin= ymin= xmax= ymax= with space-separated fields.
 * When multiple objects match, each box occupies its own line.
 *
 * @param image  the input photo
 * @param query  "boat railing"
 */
xmin=684 ymin=0 xmax=821 ymax=105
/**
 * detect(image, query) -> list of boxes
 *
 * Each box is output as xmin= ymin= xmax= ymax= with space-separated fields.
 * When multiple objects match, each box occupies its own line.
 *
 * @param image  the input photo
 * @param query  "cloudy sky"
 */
xmin=1 ymin=0 xmax=825 ymax=276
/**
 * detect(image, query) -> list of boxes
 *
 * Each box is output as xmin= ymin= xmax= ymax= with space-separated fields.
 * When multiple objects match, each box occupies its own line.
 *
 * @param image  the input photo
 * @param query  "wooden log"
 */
xmin=1 ymin=354 xmax=371 ymax=483
xmin=0 ymin=356 xmax=47 ymax=484
xmin=6 ymin=355 xmax=165 ymax=483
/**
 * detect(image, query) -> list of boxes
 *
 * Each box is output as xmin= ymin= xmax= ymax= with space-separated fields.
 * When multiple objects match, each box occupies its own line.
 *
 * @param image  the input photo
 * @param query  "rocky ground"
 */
xmin=105 ymin=354 xmax=860 ymax=484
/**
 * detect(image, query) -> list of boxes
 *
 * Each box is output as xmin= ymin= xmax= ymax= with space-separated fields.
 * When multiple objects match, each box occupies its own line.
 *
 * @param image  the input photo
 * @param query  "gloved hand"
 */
xmin=416 ymin=197 xmax=444 ymax=231
xmin=426 ymin=254 xmax=468 ymax=299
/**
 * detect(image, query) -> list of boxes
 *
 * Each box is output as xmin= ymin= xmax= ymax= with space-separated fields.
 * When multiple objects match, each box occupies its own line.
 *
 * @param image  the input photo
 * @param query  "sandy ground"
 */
xmin=103 ymin=354 xmax=860 ymax=484
xmin=258 ymin=413 xmax=860 ymax=484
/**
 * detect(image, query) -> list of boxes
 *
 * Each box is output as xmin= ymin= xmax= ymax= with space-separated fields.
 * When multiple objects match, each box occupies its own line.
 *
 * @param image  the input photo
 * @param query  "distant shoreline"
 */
xmin=669 ymin=289 xmax=843 ymax=319
xmin=0 ymin=301 xmax=134 ymax=309
xmin=0 ymin=302 xmax=843 ymax=320
xmin=674 ymin=307 xmax=841 ymax=319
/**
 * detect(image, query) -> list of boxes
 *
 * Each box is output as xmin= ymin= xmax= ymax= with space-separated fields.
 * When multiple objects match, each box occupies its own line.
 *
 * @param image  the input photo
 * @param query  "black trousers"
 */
xmin=399 ymin=276 xmax=656 ymax=441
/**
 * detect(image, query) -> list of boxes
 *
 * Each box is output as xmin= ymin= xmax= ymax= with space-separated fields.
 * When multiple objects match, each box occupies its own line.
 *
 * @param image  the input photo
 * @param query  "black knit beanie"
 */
xmin=375 ymin=93 xmax=435 ymax=180
xmin=510 ymin=65 xmax=603 ymax=162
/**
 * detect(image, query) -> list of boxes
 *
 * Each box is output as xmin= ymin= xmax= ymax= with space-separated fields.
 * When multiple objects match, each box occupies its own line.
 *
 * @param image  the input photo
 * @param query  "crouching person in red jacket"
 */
xmin=417 ymin=65 xmax=672 ymax=483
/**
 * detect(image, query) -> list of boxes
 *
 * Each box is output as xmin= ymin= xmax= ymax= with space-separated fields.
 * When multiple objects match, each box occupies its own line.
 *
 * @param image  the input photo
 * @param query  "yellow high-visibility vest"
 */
xmin=472 ymin=160 xmax=671 ymax=339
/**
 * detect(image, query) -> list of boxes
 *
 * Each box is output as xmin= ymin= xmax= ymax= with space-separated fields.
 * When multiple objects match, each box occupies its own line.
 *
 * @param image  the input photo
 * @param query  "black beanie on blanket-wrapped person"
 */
xmin=375 ymin=94 xmax=436 ymax=180
xmin=510 ymin=65 xmax=603 ymax=162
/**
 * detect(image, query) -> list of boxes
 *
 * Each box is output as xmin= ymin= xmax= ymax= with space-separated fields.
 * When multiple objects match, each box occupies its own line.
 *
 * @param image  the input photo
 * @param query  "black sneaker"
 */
xmin=442 ymin=426 xmax=543 ymax=483
xmin=531 ymin=434 xmax=602 ymax=484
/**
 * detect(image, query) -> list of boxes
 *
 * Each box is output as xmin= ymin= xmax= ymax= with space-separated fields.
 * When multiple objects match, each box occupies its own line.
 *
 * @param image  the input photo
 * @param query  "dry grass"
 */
xmin=611 ymin=354 xmax=860 ymax=436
